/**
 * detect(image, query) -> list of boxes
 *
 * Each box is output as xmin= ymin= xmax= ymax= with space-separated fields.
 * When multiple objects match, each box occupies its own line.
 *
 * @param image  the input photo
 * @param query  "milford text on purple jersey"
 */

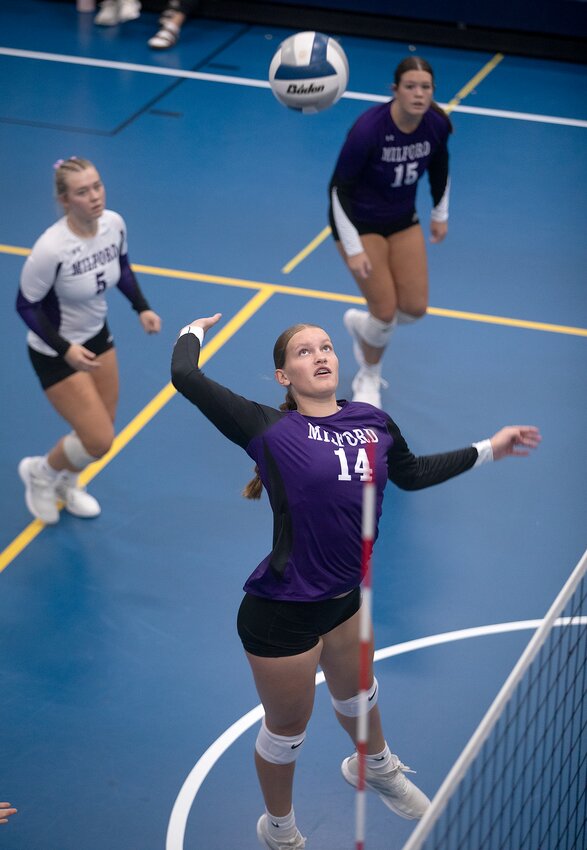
xmin=381 ymin=141 xmax=431 ymax=163
xmin=307 ymin=423 xmax=379 ymax=446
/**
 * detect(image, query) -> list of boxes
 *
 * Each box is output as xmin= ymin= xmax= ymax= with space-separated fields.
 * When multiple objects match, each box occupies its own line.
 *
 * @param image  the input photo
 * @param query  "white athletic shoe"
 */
xmin=56 ymin=472 xmax=101 ymax=519
xmin=341 ymin=752 xmax=431 ymax=820
xmin=148 ymin=21 xmax=180 ymax=49
xmin=18 ymin=456 xmax=59 ymax=525
xmin=256 ymin=814 xmax=306 ymax=849
xmin=343 ymin=308 xmax=369 ymax=369
xmin=94 ymin=0 xmax=140 ymax=25
xmin=118 ymin=0 xmax=141 ymax=23
xmin=351 ymin=367 xmax=387 ymax=408
xmin=344 ymin=308 xmax=387 ymax=407
xmin=94 ymin=0 xmax=120 ymax=25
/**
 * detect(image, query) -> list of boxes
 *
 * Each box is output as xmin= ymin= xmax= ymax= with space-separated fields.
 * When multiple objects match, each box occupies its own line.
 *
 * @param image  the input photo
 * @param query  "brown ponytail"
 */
xmin=242 ymin=467 xmax=264 ymax=500
xmin=242 ymin=323 xmax=319 ymax=500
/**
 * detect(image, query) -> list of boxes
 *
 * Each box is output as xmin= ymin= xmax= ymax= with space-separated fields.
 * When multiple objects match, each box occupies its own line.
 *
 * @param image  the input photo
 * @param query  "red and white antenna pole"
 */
xmin=356 ymin=442 xmax=376 ymax=850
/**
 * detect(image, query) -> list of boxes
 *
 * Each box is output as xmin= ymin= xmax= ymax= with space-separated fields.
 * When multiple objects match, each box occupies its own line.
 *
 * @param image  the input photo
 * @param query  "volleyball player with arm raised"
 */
xmin=329 ymin=56 xmax=451 ymax=408
xmin=16 ymin=157 xmax=161 ymax=525
xmin=171 ymin=313 xmax=540 ymax=850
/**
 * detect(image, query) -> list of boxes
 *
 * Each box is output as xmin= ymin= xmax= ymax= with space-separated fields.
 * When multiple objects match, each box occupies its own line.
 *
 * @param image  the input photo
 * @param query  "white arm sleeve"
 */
xmin=472 ymin=439 xmax=493 ymax=467
xmin=331 ymin=187 xmax=364 ymax=257
xmin=179 ymin=325 xmax=205 ymax=345
xmin=431 ymin=177 xmax=450 ymax=223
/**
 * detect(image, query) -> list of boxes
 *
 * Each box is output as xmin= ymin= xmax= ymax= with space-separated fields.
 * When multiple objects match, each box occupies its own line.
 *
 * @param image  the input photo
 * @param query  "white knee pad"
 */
xmin=331 ymin=677 xmax=379 ymax=717
xmin=255 ymin=718 xmax=306 ymax=765
xmin=62 ymin=433 xmax=100 ymax=471
xmin=361 ymin=314 xmax=396 ymax=348
xmin=396 ymin=309 xmax=423 ymax=325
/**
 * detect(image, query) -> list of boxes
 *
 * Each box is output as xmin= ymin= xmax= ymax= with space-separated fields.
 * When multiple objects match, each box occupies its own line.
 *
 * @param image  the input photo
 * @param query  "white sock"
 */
xmin=360 ymin=360 xmax=382 ymax=375
xmin=361 ymin=312 xmax=397 ymax=348
xmin=266 ymin=807 xmax=297 ymax=840
xmin=38 ymin=457 xmax=60 ymax=481
xmin=366 ymin=743 xmax=393 ymax=772
xmin=59 ymin=470 xmax=81 ymax=487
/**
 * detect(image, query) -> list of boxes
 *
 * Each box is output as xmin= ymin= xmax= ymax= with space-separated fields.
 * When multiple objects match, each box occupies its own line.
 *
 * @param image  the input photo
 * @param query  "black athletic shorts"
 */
xmin=329 ymin=207 xmax=419 ymax=242
xmin=237 ymin=587 xmax=362 ymax=658
xmin=28 ymin=323 xmax=115 ymax=390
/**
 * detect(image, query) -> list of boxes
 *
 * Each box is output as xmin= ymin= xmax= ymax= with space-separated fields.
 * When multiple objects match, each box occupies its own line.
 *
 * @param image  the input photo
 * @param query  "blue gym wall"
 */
xmin=264 ymin=0 xmax=587 ymax=38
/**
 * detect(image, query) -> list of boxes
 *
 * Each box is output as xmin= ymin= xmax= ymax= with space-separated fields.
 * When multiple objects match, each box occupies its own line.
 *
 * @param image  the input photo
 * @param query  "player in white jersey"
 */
xmin=16 ymin=157 xmax=161 ymax=524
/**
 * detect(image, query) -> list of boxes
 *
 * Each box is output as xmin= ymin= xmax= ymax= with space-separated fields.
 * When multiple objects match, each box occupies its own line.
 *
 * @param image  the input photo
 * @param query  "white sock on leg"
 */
xmin=265 ymin=807 xmax=297 ymax=841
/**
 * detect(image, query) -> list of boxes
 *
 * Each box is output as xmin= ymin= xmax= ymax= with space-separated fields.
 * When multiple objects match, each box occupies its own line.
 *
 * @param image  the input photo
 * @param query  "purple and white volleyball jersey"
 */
xmin=171 ymin=333 xmax=478 ymax=602
xmin=330 ymin=101 xmax=450 ymax=254
xmin=17 ymin=210 xmax=149 ymax=356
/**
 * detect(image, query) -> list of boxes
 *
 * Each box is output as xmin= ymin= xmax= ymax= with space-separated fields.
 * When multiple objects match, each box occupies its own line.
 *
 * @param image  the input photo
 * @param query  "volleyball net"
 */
xmin=402 ymin=548 xmax=587 ymax=850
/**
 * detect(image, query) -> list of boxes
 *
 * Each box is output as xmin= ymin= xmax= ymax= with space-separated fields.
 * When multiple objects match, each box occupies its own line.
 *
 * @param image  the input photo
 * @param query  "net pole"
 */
xmin=356 ymin=443 xmax=376 ymax=850
xmin=402 ymin=546 xmax=587 ymax=850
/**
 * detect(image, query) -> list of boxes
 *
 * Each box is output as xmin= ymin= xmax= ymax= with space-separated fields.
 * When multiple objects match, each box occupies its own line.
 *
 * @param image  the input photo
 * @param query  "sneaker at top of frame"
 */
xmin=118 ymin=0 xmax=141 ymax=22
xmin=341 ymin=751 xmax=431 ymax=820
xmin=94 ymin=0 xmax=120 ymax=25
xmin=148 ymin=21 xmax=181 ymax=49
xmin=256 ymin=814 xmax=306 ymax=849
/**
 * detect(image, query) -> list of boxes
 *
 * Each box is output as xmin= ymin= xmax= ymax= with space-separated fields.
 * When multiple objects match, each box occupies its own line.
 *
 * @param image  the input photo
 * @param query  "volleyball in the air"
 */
xmin=268 ymin=31 xmax=349 ymax=114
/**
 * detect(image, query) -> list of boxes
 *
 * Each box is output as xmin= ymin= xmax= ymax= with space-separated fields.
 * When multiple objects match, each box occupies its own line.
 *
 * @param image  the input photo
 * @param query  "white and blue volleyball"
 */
xmin=268 ymin=31 xmax=349 ymax=114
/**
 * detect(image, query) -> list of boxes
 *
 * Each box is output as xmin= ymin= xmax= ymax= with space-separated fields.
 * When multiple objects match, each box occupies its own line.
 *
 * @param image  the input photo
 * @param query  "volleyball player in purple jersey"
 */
xmin=171 ymin=312 xmax=540 ymax=850
xmin=16 ymin=157 xmax=161 ymax=525
xmin=329 ymin=56 xmax=452 ymax=408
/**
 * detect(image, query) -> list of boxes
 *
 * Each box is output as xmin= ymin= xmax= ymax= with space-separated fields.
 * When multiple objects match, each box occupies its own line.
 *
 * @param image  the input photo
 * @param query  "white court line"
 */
xmin=1 ymin=46 xmax=586 ymax=129
xmin=165 ymin=616 xmax=587 ymax=850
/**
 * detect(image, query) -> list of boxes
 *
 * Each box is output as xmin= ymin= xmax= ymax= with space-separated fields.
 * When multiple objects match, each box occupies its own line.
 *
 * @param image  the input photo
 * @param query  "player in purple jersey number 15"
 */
xmin=171 ymin=312 xmax=541 ymax=850
xmin=329 ymin=56 xmax=452 ymax=408
xmin=16 ymin=157 xmax=161 ymax=525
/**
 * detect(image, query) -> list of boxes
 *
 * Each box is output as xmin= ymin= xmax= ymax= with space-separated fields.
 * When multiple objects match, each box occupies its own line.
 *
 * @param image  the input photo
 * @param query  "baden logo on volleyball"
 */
xmin=268 ymin=31 xmax=349 ymax=114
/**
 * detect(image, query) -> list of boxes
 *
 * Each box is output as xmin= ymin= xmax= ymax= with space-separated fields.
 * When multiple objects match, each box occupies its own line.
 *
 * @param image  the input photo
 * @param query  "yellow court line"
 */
xmin=279 ymin=53 xmax=505 ymax=267
xmin=0 ymin=288 xmax=275 ymax=573
xmin=0 ymin=521 xmax=46 ymax=574
xmin=427 ymin=307 xmax=587 ymax=337
xmin=0 ymin=244 xmax=30 ymax=256
xmin=282 ymin=226 xmax=332 ymax=274
xmin=134 ymin=262 xmax=587 ymax=335
xmin=2 ymin=244 xmax=586 ymax=336
xmin=445 ymin=53 xmax=504 ymax=113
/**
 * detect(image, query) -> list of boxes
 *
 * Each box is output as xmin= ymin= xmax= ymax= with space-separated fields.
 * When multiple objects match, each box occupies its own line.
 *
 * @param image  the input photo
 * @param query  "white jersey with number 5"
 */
xmin=20 ymin=209 xmax=127 ymax=356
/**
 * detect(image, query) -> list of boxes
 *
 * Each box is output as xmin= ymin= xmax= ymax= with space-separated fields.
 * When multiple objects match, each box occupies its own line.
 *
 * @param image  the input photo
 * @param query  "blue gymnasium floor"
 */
xmin=0 ymin=3 xmax=586 ymax=849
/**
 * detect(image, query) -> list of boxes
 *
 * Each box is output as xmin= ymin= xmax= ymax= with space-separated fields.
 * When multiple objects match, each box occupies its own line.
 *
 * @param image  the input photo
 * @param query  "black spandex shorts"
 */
xmin=237 ymin=587 xmax=362 ymax=658
xmin=28 ymin=323 xmax=114 ymax=390
xmin=329 ymin=207 xmax=419 ymax=242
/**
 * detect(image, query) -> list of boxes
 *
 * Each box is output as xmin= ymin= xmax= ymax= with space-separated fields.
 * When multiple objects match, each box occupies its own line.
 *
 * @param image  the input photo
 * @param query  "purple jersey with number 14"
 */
xmin=171 ymin=333 xmax=479 ymax=603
